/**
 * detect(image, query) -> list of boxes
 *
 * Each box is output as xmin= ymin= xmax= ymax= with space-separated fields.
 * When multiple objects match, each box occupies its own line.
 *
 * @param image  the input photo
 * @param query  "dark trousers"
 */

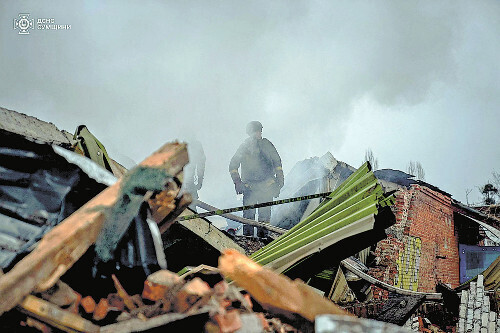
xmin=242 ymin=181 xmax=274 ymax=237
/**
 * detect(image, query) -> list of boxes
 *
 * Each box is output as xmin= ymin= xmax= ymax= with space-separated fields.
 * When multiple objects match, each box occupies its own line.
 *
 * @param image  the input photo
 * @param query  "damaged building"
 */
xmin=0 ymin=106 xmax=499 ymax=332
xmin=266 ymin=148 xmax=500 ymax=331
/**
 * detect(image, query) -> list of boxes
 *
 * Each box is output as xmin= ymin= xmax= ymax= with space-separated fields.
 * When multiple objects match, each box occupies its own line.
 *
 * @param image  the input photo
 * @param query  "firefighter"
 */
xmin=182 ymin=137 xmax=206 ymax=211
xmin=229 ymin=121 xmax=284 ymax=238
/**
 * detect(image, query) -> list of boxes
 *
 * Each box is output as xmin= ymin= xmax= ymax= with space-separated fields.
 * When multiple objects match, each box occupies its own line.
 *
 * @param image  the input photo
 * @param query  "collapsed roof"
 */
xmin=272 ymin=152 xmax=451 ymax=231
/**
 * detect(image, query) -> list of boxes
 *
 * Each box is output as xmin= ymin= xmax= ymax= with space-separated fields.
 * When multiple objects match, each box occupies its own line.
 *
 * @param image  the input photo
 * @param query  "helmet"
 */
xmin=246 ymin=121 xmax=263 ymax=135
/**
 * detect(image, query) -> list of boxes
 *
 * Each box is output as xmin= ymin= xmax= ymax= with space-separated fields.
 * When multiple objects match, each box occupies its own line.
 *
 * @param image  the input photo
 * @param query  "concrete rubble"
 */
xmin=457 ymin=275 xmax=499 ymax=333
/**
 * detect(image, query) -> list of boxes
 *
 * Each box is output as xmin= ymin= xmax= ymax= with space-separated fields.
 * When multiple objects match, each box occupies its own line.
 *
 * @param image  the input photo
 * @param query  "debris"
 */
xmin=111 ymin=274 xmax=136 ymax=311
xmin=81 ymin=296 xmax=96 ymax=314
xmin=315 ymin=314 xmax=412 ymax=333
xmin=22 ymin=317 xmax=52 ymax=333
xmin=250 ymin=162 xmax=396 ymax=275
xmin=195 ymin=199 xmax=287 ymax=234
xmin=93 ymin=298 xmax=111 ymax=321
xmin=142 ymin=270 xmax=182 ymax=302
xmin=0 ymin=111 xmax=324 ymax=332
xmin=158 ymin=193 xmax=193 ymax=234
xmin=218 ymin=248 xmax=352 ymax=321
xmin=99 ymin=310 xmax=210 ymax=333
xmin=95 ymin=145 xmax=189 ymax=262
xmin=162 ymin=209 xmax=245 ymax=273
xmin=0 ymin=142 xmax=188 ymax=315
xmin=340 ymin=258 xmax=442 ymax=300
xmin=149 ymin=180 xmax=182 ymax=223
xmin=175 ymin=277 xmax=212 ymax=313
xmin=107 ymin=293 xmax=125 ymax=312
xmin=212 ymin=309 xmax=243 ymax=332
xmin=4 ymin=107 xmax=498 ymax=332
xmin=19 ymin=295 xmax=100 ymax=333
xmin=40 ymin=280 xmax=81 ymax=314
xmin=375 ymin=294 xmax=425 ymax=325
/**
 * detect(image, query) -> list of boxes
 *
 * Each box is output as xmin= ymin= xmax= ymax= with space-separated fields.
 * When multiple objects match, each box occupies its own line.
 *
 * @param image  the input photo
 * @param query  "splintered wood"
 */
xmin=148 ymin=181 xmax=180 ymax=222
xmin=149 ymin=181 xmax=193 ymax=234
xmin=0 ymin=142 xmax=188 ymax=315
xmin=218 ymin=249 xmax=352 ymax=321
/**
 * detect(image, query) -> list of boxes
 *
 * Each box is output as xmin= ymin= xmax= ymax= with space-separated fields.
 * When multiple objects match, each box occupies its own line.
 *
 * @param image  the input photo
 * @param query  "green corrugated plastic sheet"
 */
xmin=250 ymin=162 xmax=395 ymax=272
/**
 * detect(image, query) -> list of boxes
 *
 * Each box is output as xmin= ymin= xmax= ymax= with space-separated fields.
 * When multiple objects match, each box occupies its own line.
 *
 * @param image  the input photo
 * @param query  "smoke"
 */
xmin=0 ymin=1 xmax=499 ymax=208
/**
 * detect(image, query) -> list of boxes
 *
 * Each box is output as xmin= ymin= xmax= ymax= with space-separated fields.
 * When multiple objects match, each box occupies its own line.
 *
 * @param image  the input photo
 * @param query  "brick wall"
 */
xmin=369 ymin=185 xmax=460 ymax=297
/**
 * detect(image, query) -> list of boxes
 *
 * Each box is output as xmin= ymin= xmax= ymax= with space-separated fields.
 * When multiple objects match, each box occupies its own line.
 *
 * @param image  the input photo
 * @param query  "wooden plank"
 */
xmin=0 ymin=142 xmax=188 ymax=315
xmin=149 ymin=180 xmax=181 ymax=223
xmin=100 ymin=309 xmax=209 ymax=333
xmin=178 ymin=211 xmax=245 ymax=254
xmin=19 ymin=295 xmax=99 ymax=333
xmin=218 ymin=249 xmax=352 ymax=322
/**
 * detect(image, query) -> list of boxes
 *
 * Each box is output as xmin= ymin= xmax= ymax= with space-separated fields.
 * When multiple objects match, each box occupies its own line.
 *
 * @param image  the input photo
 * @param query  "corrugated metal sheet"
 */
xmin=327 ymin=267 xmax=356 ymax=303
xmin=481 ymin=255 xmax=500 ymax=291
xmin=251 ymin=162 xmax=395 ymax=273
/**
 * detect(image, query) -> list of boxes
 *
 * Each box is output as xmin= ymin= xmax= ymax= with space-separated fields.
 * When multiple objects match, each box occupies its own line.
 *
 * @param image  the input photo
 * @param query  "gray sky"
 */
xmin=1 ymin=1 xmax=499 ymax=209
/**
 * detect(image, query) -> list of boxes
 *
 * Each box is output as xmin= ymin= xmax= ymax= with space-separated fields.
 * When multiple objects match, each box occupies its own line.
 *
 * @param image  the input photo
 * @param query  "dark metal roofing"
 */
xmin=0 ymin=131 xmax=108 ymax=270
xmin=373 ymin=169 xmax=415 ymax=187
xmin=0 ymin=130 xmax=163 ymax=280
xmin=374 ymin=168 xmax=451 ymax=197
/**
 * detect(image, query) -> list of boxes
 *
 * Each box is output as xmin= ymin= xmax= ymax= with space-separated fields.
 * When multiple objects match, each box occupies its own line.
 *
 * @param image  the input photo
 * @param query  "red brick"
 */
xmin=368 ymin=186 xmax=459 ymax=296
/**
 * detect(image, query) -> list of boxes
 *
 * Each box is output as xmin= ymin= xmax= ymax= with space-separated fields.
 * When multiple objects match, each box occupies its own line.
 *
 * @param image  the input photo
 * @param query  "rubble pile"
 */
xmin=15 ymin=265 xmax=300 ymax=333
xmin=0 ymin=124 xmax=348 ymax=332
xmin=233 ymin=237 xmax=270 ymax=255
xmin=7 ymin=242 xmax=360 ymax=332
xmin=1 ymin=108 xmax=499 ymax=332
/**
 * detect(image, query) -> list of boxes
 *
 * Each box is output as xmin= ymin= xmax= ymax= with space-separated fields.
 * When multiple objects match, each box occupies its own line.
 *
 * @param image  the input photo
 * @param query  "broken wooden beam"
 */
xmin=40 ymin=280 xmax=81 ymax=314
xmin=100 ymin=309 xmax=210 ymax=333
xmin=19 ymin=295 xmax=100 ymax=333
xmin=148 ymin=180 xmax=182 ymax=223
xmin=158 ymin=193 xmax=193 ymax=234
xmin=218 ymin=249 xmax=352 ymax=322
xmin=0 ymin=142 xmax=188 ymax=315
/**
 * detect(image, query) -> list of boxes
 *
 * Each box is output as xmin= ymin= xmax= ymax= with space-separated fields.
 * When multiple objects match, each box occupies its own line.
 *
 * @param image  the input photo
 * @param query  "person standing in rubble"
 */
xmin=229 ymin=121 xmax=284 ymax=238
xmin=182 ymin=137 xmax=206 ymax=211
